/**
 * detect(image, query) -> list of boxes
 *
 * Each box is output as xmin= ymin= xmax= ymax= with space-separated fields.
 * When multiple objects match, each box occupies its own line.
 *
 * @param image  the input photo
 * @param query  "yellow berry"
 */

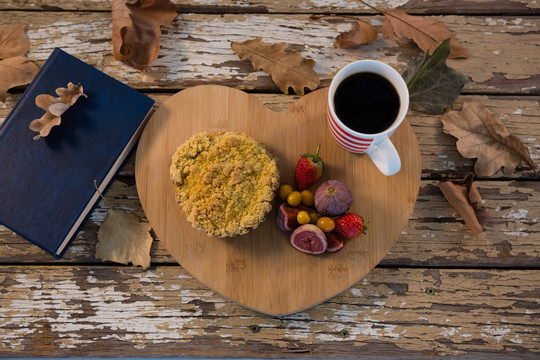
xmin=300 ymin=190 xmax=314 ymax=207
xmin=297 ymin=211 xmax=311 ymax=225
xmin=287 ymin=191 xmax=302 ymax=206
xmin=279 ymin=184 xmax=294 ymax=201
xmin=309 ymin=212 xmax=320 ymax=224
xmin=317 ymin=217 xmax=335 ymax=232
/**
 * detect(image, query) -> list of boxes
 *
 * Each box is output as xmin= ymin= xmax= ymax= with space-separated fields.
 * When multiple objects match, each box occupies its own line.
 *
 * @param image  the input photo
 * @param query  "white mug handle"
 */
xmin=367 ymin=136 xmax=401 ymax=176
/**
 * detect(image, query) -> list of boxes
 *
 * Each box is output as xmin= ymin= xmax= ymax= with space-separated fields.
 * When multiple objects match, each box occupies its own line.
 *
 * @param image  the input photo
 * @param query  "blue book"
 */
xmin=0 ymin=48 xmax=155 ymax=258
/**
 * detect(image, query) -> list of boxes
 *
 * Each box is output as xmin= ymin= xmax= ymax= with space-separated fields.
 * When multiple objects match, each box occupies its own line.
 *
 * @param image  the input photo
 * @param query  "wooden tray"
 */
xmin=135 ymin=85 xmax=421 ymax=315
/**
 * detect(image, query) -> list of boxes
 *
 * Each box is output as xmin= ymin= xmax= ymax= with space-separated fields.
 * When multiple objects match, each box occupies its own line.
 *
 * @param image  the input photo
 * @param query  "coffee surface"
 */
xmin=334 ymin=72 xmax=400 ymax=134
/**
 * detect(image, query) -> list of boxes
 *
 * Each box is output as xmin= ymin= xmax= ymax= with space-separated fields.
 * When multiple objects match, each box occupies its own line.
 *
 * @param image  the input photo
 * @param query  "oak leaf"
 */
xmin=112 ymin=0 xmax=178 ymax=71
xmin=438 ymin=173 xmax=493 ymax=235
xmin=382 ymin=9 xmax=469 ymax=59
xmin=96 ymin=208 xmax=153 ymax=269
xmin=403 ymin=39 xmax=468 ymax=114
xmin=231 ymin=37 xmax=320 ymax=95
xmin=334 ymin=20 xmax=378 ymax=48
xmin=0 ymin=23 xmax=30 ymax=59
xmin=0 ymin=24 xmax=39 ymax=102
xmin=0 ymin=56 xmax=39 ymax=102
xmin=29 ymin=82 xmax=87 ymax=140
xmin=441 ymin=101 xmax=537 ymax=176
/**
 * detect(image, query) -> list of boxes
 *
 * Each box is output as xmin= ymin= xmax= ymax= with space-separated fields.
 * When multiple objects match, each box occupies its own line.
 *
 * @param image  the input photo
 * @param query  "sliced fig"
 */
xmin=276 ymin=203 xmax=302 ymax=231
xmin=314 ymin=179 xmax=352 ymax=216
xmin=326 ymin=231 xmax=345 ymax=253
xmin=290 ymin=224 xmax=327 ymax=254
xmin=276 ymin=203 xmax=315 ymax=232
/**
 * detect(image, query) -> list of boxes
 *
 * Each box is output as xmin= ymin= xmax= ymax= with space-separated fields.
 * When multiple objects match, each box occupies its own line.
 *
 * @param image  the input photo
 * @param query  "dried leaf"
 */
xmin=96 ymin=209 xmax=153 ymax=269
xmin=403 ymin=39 xmax=468 ymax=114
xmin=441 ymin=101 xmax=537 ymax=176
xmin=438 ymin=173 xmax=493 ymax=235
xmin=334 ymin=20 xmax=378 ymax=48
xmin=0 ymin=56 xmax=39 ymax=102
xmin=29 ymin=82 xmax=87 ymax=140
xmin=231 ymin=37 xmax=320 ymax=95
xmin=112 ymin=0 xmax=178 ymax=71
xmin=0 ymin=23 xmax=30 ymax=59
xmin=0 ymin=24 xmax=38 ymax=101
xmin=381 ymin=9 xmax=469 ymax=59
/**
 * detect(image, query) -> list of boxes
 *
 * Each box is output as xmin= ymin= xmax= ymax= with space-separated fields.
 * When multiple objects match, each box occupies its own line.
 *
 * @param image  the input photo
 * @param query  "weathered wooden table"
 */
xmin=1 ymin=0 xmax=539 ymax=358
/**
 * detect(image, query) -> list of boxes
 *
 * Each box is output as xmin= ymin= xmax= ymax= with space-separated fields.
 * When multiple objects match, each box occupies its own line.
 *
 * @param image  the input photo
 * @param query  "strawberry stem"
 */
xmin=315 ymin=144 xmax=321 ymax=157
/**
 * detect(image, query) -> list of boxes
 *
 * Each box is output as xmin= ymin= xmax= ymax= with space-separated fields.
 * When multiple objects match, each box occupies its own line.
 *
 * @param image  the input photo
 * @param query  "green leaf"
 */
xmin=403 ymin=38 xmax=469 ymax=115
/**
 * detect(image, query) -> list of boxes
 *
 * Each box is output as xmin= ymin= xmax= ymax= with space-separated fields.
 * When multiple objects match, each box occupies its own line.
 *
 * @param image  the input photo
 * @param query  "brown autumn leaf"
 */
xmin=0 ymin=56 xmax=39 ymax=102
xmin=0 ymin=24 xmax=39 ymax=102
xmin=111 ymin=0 xmax=178 ymax=71
xmin=334 ymin=20 xmax=378 ymax=48
xmin=381 ymin=9 xmax=469 ymax=59
xmin=29 ymin=82 xmax=87 ymax=140
xmin=231 ymin=37 xmax=319 ymax=95
xmin=441 ymin=101 xmax=537 ymax=176
xmin=0 ymin=23 xmax=30 ymax=59
xmin=438 ymin=173 xmax=493 ymax=235
xmin=96 ymin=208 xmax=153 ymax=269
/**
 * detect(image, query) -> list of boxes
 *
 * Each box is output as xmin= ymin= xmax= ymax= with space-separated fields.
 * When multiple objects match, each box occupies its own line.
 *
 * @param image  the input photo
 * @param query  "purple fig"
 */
xmin=276 ymin=203 xmax=313 ymax=232
xmin=326 ymin=231 xmax=345 ymax=253
xmin=290 ymin=224 xmax=327 ymax=254
xmin=314 ymin=179 xmax=352 ymax=216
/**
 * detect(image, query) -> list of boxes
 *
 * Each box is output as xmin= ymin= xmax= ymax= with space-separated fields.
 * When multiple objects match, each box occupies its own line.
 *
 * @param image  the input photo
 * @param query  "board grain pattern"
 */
xmin=2 ymin=12 xmax=539 ymax=95
xmin=134 ymin=85 xmax=421 ymax=315
xmin=1 ymin=266 xmax=538 ymax=358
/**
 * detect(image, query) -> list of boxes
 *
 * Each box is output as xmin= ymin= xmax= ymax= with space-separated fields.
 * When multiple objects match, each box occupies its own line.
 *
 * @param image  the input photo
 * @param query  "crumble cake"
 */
xmin=170 ymin=132 xmax=279 ymax=237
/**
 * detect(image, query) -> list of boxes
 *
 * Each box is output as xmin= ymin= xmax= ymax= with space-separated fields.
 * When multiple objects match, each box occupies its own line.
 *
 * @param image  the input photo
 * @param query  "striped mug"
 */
xmin=327 ymin=60 xmax=409 ymax=176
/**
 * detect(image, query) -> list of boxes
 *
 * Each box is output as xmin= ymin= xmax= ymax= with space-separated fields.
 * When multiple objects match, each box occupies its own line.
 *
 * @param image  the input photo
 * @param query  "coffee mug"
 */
xmin=327 ymin=60 xmax=409 ymax=176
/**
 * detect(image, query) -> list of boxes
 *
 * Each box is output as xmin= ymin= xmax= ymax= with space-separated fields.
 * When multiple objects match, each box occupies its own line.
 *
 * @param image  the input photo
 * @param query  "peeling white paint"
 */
xmin=503 ymin=230 xmax=529 ymax=237
xmin=440 ymin=327 xmax=461 ymax=337
xmin=350 ymin=288 xmax=363 ymax=297
xmin=504 ymin=209 xmax=528 ymax=220
xmin=299 ymin=0 xmax=362 ymax=9
xmin=481 ymin=325 xmax=511 ymax=343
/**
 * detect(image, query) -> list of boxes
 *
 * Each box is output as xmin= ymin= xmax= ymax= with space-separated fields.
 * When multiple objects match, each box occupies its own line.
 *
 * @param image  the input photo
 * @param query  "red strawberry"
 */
xmin=334 ymin=213 xmax=366 ymax=239
xmin=295 ymin=145 xmax=325 ymax=190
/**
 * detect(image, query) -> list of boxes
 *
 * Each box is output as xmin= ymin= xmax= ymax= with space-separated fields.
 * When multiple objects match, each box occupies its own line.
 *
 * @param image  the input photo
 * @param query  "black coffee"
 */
xmin=333 ymin=72 xmax=400 ymax=134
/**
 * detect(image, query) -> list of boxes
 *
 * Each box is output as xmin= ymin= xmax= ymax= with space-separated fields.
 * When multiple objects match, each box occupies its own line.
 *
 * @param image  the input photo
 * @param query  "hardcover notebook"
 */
xmin=0 ymin=48 xmax=155 ymax=258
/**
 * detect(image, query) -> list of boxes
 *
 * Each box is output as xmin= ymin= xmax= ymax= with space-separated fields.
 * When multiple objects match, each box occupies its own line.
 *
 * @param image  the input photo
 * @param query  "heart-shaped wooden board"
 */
xmin=135 ymin=85 xmax=421 ymax=315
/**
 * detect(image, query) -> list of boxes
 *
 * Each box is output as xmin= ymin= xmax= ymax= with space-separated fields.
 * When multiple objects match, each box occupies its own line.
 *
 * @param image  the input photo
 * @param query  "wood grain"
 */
xmin=134 ymin=85 xmax=420 ymax=315
xmin=2 ymin=94 xmax=539 ymax=180
xmin=1 ymin=179 xmax=538 ymax=268
xmin=1 ymin=265 xmax=538 ymax=358
xmin=1 ymin=96 xmax=537 ymax=267
xmin=1 ymin=0 xmax=538 ymax=14
xmin=2 ymin=12 xmax=539 ymax=94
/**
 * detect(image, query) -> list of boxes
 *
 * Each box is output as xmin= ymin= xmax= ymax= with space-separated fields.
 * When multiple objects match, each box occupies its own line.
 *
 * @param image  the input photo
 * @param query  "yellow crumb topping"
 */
xmin=170 ymin=132 xmax=279 ymax=238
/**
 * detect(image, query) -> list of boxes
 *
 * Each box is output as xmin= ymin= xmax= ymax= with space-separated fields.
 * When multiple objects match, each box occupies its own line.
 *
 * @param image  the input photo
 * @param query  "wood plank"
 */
xmin=1 ymin=178 xmax=538 ymax=267
xmin=1 ymin=0 xmax=538 ymax=14
xmin=1 ymin=266 xmax=538 ymax=358
xmin=1 ymin=93 xmax=538 ymax=266
xmin=4 ymin=94 xmax=538 ymax=180
xmin=1 ymin=12 xmax=539 ymax=94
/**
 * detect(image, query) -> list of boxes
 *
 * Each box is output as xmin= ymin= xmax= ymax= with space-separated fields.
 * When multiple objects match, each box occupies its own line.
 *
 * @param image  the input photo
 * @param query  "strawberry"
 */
xmin=334 ymin=213 xmax=366 ymax=239
xmin=294 ymin=145 xmax=325 ymax=190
